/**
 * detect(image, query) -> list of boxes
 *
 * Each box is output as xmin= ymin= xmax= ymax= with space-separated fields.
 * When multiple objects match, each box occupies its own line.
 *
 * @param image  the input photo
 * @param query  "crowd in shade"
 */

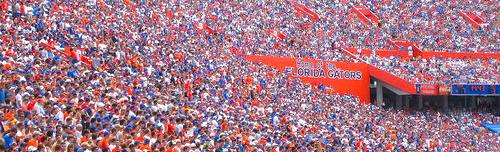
xmin=0 ymin=0 xmax=499 ymax=152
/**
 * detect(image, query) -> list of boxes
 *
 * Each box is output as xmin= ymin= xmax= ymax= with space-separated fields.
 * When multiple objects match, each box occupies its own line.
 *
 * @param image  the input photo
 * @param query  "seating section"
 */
xmin=0 ymin=0 xmax=498 ymax=151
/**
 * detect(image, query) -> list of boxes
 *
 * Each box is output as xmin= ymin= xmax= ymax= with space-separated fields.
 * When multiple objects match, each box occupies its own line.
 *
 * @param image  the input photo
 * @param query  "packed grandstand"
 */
xmin=0 ymin=0 xmax=499 ymax=151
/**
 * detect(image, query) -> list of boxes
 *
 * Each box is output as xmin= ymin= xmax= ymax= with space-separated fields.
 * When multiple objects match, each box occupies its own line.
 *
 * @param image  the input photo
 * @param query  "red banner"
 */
xmin=291 ymin=1 xmax=320 ymax=20
xmin=416 ymin=84 xmax=439 ymax=95
xmin=352 ymin=7 xmax=370 ymax=25
xmin=352 ymin=6 xmax=380 ymax=25
xmin=246 ymin=55 xmax=370 ymax=104
xmin=461 ymin=10 xmax=487 ymax=30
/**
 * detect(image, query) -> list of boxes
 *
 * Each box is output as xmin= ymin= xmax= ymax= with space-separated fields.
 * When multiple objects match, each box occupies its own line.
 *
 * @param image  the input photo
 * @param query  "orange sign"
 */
xmin=245 ymin=55 xmax=370 ymax=104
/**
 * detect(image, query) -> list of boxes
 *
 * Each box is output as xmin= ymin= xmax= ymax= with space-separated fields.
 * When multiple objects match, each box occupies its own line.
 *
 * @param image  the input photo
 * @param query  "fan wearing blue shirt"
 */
xmin=2 ymin=129 xmax=15 ymax=150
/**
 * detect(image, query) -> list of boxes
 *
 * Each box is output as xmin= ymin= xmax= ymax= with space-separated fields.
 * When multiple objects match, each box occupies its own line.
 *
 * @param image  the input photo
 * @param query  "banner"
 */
xmin=416 ymin=84 xmax=453 ymax=95
xmin=245 ymin=55 xmax=370 ymax=104
xmin=291 ymin=1 xmax=320 ymax=20
xmin=460 ymin=10 xmax=487 ymax=30
xmin=416 ymin=84 xmax=438 ymax=95
xmin=352 ymin=6 xmax=380 ymax=25
xmin=451 ymin=84 xmax=500 ymax=95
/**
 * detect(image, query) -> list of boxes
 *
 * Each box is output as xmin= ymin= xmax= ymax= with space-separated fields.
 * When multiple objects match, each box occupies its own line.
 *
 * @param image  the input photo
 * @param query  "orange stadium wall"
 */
xmin=368 ymin=65 xmax=417 ymax=94
xmin=245 ymin=55 xmax=371 ymax=104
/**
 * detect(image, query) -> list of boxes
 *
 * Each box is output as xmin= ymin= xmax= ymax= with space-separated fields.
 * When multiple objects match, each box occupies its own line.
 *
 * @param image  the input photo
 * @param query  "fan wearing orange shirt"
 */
xmin=27 ymin=138 xmax=38 ymax=148
xmin=385 ymin=143 xmax=393 ymax=151
xmin=4 ymin=112 xmax=14 ymax=121
xmin=138 ymin=141 xmax=152 ymax=152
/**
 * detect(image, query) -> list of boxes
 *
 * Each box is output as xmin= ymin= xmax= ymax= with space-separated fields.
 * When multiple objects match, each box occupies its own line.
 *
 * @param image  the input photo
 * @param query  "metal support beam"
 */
xmin=376 ymin=82 xmax=383 ymax=107
xmin=404 ymin=96 xmax=410 ymax=109
xmin=396 ymin=95 xmax=403 ymax=110
xmin=418 ymin=95 xmax=423 ymax=109
xmin=443 ymin=95 xmax=449 ymax=110
xmin=465 ymin=96 xmax=468 ymax=108
xmin=470 ymin=96 xmax=477 ymax=109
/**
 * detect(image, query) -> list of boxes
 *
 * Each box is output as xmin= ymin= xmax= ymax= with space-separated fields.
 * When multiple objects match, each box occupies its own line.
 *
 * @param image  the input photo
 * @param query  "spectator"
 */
xmin=0 ymin=0 xmax=497 ymax=151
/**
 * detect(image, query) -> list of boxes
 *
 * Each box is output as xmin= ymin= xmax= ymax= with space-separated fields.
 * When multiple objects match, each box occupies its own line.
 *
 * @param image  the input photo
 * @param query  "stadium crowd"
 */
xmin=363 ymin=0 xmax=498 ymax=53
xmin=263 ymin=0 xmax=499 ymax=53
xmin=0 ymin=0 xmax=498 ymax=152
xmin=241 ymin=0 xmax=499 ymax=85
xmin=364 ymin=55 xmax=500 ymax=84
